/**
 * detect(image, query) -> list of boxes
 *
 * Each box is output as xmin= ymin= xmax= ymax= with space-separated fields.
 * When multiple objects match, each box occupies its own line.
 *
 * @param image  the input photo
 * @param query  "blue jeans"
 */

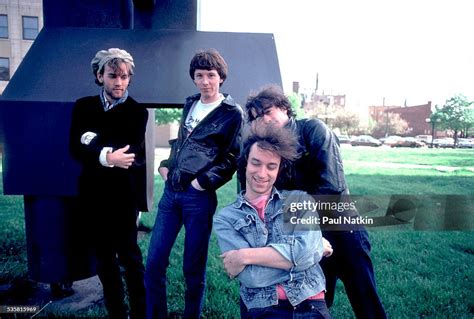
xmin=320 ymin=229 xmax=386 ymax=319
xmin=243 ymin=299 xmax=331 ymax=319
xmin=145 ymin=183 xmax=217 ymax=319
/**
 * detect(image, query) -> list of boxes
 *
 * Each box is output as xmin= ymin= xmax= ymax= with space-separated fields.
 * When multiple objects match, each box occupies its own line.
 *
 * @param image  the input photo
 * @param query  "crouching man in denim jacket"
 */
xmin=213 ymin=126 xmax=332 ymax=318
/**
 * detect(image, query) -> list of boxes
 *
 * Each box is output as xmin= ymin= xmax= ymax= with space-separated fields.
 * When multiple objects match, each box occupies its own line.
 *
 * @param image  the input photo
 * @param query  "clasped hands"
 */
xmin=107 ymin=145 xmax=135 ymax=169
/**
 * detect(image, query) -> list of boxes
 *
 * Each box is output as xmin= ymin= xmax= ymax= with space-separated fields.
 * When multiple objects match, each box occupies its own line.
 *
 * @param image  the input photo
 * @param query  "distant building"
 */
xmin=369 ymin=105 xmax=399 ymax=123
xmin=0 ymin=0 xmax=43 ymax=94
xmin=311 ymin=93 xmax=346 ymax=108
xmin=292 ymin=73 xmax=346 ymax=114
xmin=369 ymin=101 xmax=433 ymax=136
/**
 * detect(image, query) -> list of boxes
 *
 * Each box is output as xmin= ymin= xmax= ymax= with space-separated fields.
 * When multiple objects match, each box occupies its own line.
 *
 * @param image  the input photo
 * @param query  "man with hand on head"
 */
xmin=214 ymin=125 xmax=333 ymax=319
xmin=243 ymin=84 xmax=386 ymax=319
xmin=145 ymin=49 xmax=243 ymax=319
xmin=70 ymin=48 xmax=148 ymax=319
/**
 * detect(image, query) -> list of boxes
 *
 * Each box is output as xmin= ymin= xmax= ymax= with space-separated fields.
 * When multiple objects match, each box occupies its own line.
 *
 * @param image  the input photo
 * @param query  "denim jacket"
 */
xmin=213 ymin=188 xmax=326 ymax=310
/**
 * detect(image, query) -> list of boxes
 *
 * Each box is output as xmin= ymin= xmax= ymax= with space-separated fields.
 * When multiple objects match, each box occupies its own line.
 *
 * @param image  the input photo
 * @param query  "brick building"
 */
xmin=369 ymin=101 xmax=433 ymax=136
xmin=369 ymin=105 xmax=399 ymax=123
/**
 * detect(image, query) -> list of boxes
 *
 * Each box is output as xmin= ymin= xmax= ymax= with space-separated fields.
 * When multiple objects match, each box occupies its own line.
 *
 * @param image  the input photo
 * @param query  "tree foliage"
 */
xmin=463 ymin=108 xmax=474 ymax=137
xmin=155 ymin=108 xmax=182 ymax=125
xmin=371 ymin=113 xmax=409 ymax=138
xmin=287 ymin=92 xmax=305 ymax=119
xmin=434 ymin=94 xmax=474 ymax=141
xmin=331 ymin=108 xmax=360 ymax=135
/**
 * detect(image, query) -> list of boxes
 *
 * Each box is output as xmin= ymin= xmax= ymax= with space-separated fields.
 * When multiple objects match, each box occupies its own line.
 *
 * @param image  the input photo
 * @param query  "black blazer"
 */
xmin=69 ymin=95 xmax=149 ymax=211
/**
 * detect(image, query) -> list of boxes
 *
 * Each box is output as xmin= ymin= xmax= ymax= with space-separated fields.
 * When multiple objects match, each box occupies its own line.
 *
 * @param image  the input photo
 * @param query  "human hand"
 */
xmin=107 ymin=145 xmax=135 ymax=169
xmin=322 ymin=237 xmax=333 ymax=257
xmin=158 ymin=167 xmax=169 ymax=181
xmin=191 ymin=178 xmax=205 ymax=191
xmin=220 ymin=250 xmax=246 ymax=279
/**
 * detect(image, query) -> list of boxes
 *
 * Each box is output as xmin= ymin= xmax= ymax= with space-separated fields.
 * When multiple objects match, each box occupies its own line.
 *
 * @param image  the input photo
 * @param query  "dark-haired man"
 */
xmin=145 ymin=49 xmax=243 ymax=319
xmin=214 ymin=125 xmax=332 ymax=318
xmin=243 ymin=84 xmax=386 ymax=319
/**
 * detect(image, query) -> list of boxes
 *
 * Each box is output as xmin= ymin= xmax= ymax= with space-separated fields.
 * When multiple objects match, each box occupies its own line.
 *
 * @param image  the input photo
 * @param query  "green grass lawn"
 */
xmin=1 ymin=147 xmax=473 ymax=318
xmin=340 ymin=146 xmax=474 ymax=167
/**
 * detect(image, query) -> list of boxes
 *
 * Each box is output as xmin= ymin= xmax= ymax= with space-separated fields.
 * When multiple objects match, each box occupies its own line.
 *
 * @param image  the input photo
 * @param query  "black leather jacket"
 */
xmin=160 ymin=93 xmax=243 ymax=192
xmin=238 ymin=117 xmax=347 ymax=195
xmin=275 ymin=117 xmax=347 ymax=195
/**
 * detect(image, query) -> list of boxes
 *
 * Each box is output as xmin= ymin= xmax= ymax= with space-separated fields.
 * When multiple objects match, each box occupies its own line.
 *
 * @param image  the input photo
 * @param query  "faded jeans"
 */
xmin=145 ymin=183 xmax=217 ymax=319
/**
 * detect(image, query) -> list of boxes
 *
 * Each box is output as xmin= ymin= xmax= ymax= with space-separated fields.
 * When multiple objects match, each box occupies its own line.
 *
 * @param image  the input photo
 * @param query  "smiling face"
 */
xmin=245 ymin=143 xmax=281 ymax=201
xmin=193 ymin=69 xmax=223 ymax=103
xmin=97 ymin=62 xmax=130 ymax=103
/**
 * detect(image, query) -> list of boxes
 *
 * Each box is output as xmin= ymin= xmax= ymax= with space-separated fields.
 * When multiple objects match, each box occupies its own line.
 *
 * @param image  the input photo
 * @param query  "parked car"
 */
xmin=350 ymin=135 xmax=382 ymax=147
xmin=457 ymin=138 xmax=474 ymax=148
xmin=380 ymin=135 xmax=404 ymax=147
xmin=336 ymin=135 xmax=352 ymax=144
xmin=415 ymin=135 xmax=432 ymax=144
xmin=393 ymin=137 xmax=425 ymax=148
xmin=432 ymin=138 xmax=455 ymax=148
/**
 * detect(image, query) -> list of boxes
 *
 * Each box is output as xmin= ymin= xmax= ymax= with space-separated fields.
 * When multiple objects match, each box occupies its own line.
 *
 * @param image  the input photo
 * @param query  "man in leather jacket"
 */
xmin=145 ymin=49 xmax=243 ymax=319
xmin=243 ymin=84 xmax=387 ymax=319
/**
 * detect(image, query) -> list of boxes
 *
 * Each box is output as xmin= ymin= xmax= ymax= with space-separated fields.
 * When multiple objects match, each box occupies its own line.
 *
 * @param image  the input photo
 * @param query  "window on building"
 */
xmin=22 ymin=16 xmax=38 ymax=40
xmin=0 ymin=15 xmax=8 ymax=39
xmin=0 ymin=58 xmax=10 ymax=81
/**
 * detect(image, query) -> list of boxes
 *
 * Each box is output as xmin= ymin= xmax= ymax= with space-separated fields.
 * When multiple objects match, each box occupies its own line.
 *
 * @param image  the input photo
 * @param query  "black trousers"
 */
xmin=320 ymin=229 xmax=386 ymax=319
xmin=87 ymin=195 xmax=146 ymax=319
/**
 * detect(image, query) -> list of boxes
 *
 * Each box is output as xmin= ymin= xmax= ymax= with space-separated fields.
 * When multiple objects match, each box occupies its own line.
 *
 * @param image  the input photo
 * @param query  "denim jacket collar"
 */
xmin=234 ymin=187 xmax=284 ymax=210
xmin=233 ymin=187 xmax=290 ymax=223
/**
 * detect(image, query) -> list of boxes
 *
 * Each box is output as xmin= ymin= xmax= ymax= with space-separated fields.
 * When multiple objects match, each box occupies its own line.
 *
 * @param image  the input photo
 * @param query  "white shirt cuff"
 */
xmin=80 ymin=132 xmax=97 ymax=145
xmin=99 ymin=147 xmax=114 ymax=167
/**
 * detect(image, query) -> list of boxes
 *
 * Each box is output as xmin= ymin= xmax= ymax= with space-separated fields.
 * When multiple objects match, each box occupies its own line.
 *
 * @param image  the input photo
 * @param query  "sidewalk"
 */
xmin=154 ymin=147 xmax=170 ymax=174
xmin=43 ymin=277 xmax=103 ymax=314
xmin=0 ymin=276 xmax=104 ymax=316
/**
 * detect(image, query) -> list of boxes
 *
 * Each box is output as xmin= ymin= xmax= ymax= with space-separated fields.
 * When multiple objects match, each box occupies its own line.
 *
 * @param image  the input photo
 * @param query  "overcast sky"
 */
xmin=198 ymin=0 xmax=473 ymax=110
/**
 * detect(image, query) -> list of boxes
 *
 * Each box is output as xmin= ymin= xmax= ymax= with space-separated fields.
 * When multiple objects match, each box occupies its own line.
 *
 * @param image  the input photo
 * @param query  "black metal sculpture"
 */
xmin=0 ymin=0 xmax=281 ymax=284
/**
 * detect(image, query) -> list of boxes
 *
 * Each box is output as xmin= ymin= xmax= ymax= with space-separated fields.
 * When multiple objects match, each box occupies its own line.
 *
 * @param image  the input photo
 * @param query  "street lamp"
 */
xmin=425 ymin=117 xmax=441 ymax=148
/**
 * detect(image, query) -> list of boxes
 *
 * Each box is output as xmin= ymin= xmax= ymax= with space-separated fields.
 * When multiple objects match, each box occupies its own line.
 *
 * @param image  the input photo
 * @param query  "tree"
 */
xmin=287 ymin=92 xmax=305 ymax=119
xmin=462 ymin=107 xmax=474 ymax=138
xmin=435 ymin=94 xmax=474 ymax=143
xmin=332 ymin=108 xmax=360 ymax=135
xmin=371 ymin=113 xmax=409 ymax=138
xmin=425 ymin=110 xmax=443 ymax=144
xmin=155 ymin=108 xmax=182 ymax=125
